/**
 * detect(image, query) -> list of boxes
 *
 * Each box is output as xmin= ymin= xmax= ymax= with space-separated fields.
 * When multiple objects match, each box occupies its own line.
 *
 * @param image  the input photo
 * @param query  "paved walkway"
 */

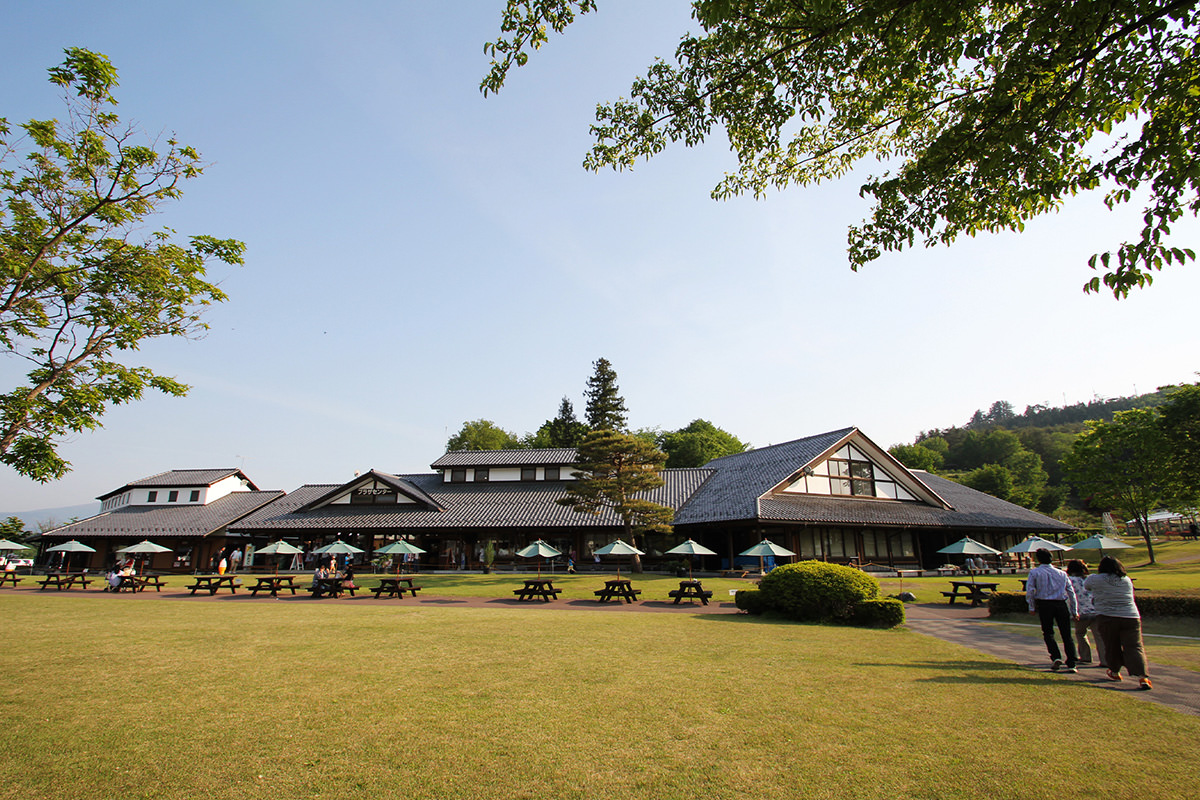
xmin=905 ymin=602 xmax=1200 ymax=717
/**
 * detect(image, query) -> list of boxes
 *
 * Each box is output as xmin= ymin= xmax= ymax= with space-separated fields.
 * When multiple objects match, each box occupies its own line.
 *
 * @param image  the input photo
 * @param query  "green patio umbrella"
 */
xmin=115 ymin=540 xmax=172 ymax=574
xmin=1069 ymin=533 xmax=1132 ymax=559
xmin=254 ymin=540 xmax=304 ymax=574
xmin=45 ymin=539 xmax=97 ymax=573
xmin=516 ymin=539 xmax=561 ymax=577
xmin=666 ymin=539 xmax=717 ymax=579
xmin=1005 ymin=535 xmax=1070 ymax=553
xmin=593 ymin=538 xmax=644 ymax=578
xmin=738 ymin=538 xmax=796 ymax=575
xmin=937 ymin=536 xmax=1002 ymax=583
xmin=314 ymin=540 xmax=365 ymax=555
xmin=376 ymin=540 xmax=427 ymax=574
xmin=0 ymin=538 xmax=31 ymax=552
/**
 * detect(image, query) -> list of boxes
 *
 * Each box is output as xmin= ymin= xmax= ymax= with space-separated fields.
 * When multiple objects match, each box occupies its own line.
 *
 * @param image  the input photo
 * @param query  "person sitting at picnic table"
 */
xmin=340 ymin=563 xmax=357 ymax=590
xmin=106 ymin=568 xmax=123 ymax=591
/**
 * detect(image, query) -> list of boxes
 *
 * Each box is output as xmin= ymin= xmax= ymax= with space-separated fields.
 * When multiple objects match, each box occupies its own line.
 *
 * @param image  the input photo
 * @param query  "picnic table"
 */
xmin=371 ymin=576 xmax=422 ymax=599
xmin=942 ymin=580 xmax=999 ymax=607
xmin=0 ymin=572 xmax=23 ymax=588
xmin=593 ymin=578 xmax=641 ymax=604
xmin=112 ymin=574 xmax=168 ymax=593
xmin=247 ymin=575 xmax=299 ymax=597
xmin=186 ymin=574 xmax=240 ymax=595
xmin=309 ymin=576 xmax=356 ymax=598
xmin=668 ymin=579 xmax=714 ymax=605
xmin=513 ymin=578 xmax=561 ymax=602
xmin=37 ymin=572 xmax=93 ymax=591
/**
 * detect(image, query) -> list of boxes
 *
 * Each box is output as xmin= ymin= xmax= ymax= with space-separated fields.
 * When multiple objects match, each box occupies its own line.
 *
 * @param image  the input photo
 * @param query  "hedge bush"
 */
xmin=851 ymin=598 xmax=906 ymax=628
xmin=989 ymin=590 xmax=1200 ymax=617
xmin=758 ymin=560 xmax=882 ymax=623
xmin=734 ymin=588 xmax=767 ymax=615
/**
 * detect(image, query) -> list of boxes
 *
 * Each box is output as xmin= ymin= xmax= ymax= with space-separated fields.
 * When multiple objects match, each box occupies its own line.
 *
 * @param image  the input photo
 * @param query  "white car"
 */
xmin=3 ymin=558 xmax=33 ymax=569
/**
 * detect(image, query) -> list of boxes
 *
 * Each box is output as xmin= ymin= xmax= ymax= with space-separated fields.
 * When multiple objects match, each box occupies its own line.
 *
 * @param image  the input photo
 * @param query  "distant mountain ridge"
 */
xmin=1 ymin=503 xmax=101 ymax=531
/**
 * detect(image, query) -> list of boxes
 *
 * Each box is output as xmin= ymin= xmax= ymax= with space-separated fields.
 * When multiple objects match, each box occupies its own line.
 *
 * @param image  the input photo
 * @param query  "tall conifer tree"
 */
xmin=584 ymin=357 xmax=627 ymax=431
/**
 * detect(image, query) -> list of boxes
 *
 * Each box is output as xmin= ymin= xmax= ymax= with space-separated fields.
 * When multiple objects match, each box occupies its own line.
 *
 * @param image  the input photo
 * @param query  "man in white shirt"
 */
xmin=1025 ymin=548 xmax=1079 ymax=672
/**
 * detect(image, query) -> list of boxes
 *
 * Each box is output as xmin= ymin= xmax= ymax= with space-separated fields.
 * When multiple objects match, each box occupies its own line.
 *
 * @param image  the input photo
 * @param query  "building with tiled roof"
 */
xmin=36 ymin=427 xmax=1075 ymax=573
xmin=227 ymin=428 xmax=1072 ymax=571
xmin=39 ymin=469 xmax=283 ymax=572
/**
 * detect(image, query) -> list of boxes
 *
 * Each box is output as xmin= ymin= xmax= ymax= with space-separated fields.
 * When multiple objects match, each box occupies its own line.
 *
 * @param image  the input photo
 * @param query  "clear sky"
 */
xmin=2 ymin=0 xmax=1198 ymax=515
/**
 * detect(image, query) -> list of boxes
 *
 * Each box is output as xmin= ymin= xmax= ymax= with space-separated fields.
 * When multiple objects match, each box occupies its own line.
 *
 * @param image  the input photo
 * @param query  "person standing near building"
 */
xmin=1025 ymin=548 xmax=1079 ymax=673
xmin=229 ymin=547 xmax=242 ymax=574
xmin=1084 ymin=556 xmax=1152 ymax=690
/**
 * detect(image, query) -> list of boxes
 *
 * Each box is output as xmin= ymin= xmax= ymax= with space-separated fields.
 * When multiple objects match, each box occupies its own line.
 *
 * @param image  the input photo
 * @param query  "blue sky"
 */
xmin=3 ymin=0 xmax=1198 ymax=515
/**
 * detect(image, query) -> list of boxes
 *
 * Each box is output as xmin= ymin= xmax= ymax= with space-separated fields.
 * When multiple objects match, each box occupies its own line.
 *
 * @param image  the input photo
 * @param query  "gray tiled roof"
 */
xmin=39 ymin=491 xmax=286 ymax=539
xmin=673 ymin=428 xmax=854 ymax=525
xmin=430 ymin=449 xmax=578 ymax=468
xmin=97 ymin=469 xmax=257 ymax=500
xmin=297 ymin=470 xmax=443 ymax=512
xmin=232 ymin=470 xmax=713 ymax=533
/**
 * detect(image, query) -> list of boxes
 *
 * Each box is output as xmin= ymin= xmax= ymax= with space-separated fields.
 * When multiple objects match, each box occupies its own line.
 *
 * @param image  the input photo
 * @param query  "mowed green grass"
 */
xmin=2 ymin=592 xmax=1198 ymax=800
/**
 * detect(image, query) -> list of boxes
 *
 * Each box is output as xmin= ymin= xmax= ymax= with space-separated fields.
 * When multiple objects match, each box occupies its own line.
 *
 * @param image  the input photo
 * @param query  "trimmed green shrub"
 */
xmin=990 ymin=589 xmax=1200 ymax=617
xmin=988 ymin=591 xmax=1028 ymax=615
xmin=734 ymin=588 xmax=767 ymax=615
xmin=758 ymin=560 xmax=879 ymax=623
xmin=851 ymin=598 xmax=906 ymax=627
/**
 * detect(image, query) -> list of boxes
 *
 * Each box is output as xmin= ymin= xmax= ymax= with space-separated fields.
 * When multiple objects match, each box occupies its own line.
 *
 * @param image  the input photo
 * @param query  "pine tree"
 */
xmin=584 ymin=357 xmax=627 ymax=431
xmin=557 ymin=429 xmax=673 ymax=572
xmin=547 ymin=397 xmax=588 ymax=448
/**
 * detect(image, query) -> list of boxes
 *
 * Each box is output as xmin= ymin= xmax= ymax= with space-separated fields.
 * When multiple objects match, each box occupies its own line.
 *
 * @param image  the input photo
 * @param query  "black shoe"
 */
xmin=1052 ymin=659 xmax=1063 ymax=672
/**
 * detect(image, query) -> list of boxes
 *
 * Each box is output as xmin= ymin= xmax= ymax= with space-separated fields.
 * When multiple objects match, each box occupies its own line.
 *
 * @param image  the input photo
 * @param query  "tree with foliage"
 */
xmin=558 ymin=429 xmax=674 ymax=572
xmin=888 ymin=442 xmax=944 ymax=472
xmin=1 ymin=49 xmax=243 ymax=481
xmin=659 ymin=418 xmax=748 ymax=467
xmin=485 ymin=1 xmax=1200 ymax=297
xmin=1062 ymin=408 xmax=1191 ymax=563
xmin=526 ymin=396 xmax=589 ymax=449
xmin=583 ymin=357 xmax=627 ymax=431
xmin=0 ymin=515 xmax=29 ymax=544
xmin=446 ymin=419 xmax=521 ymax=451
xmin=1159 ymin=383 xmax=1200 ymax=485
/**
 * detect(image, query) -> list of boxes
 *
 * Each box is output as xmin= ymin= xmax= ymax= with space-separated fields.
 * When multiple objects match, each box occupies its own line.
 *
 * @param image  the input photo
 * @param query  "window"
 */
xmin=544 ymin=467 xmax=560 ymax=481
xmin=521 ymin=467 xmax=537 ymax=481
xmin=827 ymin=458 xmax=875 ymax=497
xmin=168 ymin=490 xmax=179 ymax=502
xmin=190 ymin=490 xmax=200 ymax=502
xmin=147 ymin=491 xmax=158 ymax=502
xmin=475 ymin=468 xmax=489 ymax=482
xmin=450 ymin=469 xmax=466 ymax=484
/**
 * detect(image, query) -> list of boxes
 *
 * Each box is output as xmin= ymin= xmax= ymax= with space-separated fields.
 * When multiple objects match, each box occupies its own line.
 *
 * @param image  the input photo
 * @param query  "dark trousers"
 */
xmin=1035 ymin=598 xmax=1077 ymax=667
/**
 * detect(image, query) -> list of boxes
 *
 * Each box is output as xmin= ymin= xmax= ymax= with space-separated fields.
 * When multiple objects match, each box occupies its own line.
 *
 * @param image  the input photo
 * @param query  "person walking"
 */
xmin=1065 ymin=559 xmax=1105 ymax=668
xmin=1084 ymin=556 xmax=1152 ymax=690
xmin=1025 ymin=548 xmax=1079 ymax=673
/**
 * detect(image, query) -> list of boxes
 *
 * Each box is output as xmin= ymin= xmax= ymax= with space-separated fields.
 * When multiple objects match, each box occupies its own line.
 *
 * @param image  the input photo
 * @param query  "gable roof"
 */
xmin=232 ymin=469 xmax=713 ymax=533
xmin=296 ymin=469 xmax=443 ymax=512
xmin=39 ymin=490 xmax=286 ymax=539
xmin=430 ymin=449 xmax=578 ymax=469
xmin=97 ymin=468 xmax=257 ymax=500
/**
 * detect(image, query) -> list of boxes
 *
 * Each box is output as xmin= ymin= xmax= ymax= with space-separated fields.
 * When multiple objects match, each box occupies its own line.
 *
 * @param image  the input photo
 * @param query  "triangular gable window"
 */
xmin=781 ymin=443 xmax=919 ymax=501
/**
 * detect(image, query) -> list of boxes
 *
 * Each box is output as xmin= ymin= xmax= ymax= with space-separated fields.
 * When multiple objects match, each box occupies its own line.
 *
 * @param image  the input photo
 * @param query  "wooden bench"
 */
xmin=186 ymin=575 xmax=239 ymax=595
xmin=669 ymin=580 xmax=713 ymax=605
xmin=513 ymin=579 xmax=561 ymax=602
xmin=0 ymin=572 xmax=23 ymax=587
xmin=720 ymin=569 xmax=749 ymax=578
xmin=309 ymin=578 xmax=356 ymax=598
xmin=37 ymin=573 xmax=93 ymax=590
xmin=371 ymin=578 xmax=422 ymax=599
xmin=136 ymin=575 xmax=168 ymax=592
xmin=593 ymin=579 xmax=641 ymax=604
xmin=247 ymin=576 xmax=298 ymax=597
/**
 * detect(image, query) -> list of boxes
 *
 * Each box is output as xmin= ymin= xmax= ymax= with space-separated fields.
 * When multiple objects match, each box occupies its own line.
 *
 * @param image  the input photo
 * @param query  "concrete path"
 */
xmin=905 ymin=602 xmax=1200 ymax=717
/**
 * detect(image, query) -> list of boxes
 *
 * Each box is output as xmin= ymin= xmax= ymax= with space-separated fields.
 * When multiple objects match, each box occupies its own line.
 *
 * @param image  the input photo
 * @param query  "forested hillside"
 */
xmin=889 ymin=385 xmax=1185 ymax=524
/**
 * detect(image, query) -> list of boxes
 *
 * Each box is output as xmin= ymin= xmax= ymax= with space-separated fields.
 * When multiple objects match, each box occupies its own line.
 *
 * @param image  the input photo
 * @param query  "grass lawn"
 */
xmin=2 ymin=591 xmax=1198 ymax=800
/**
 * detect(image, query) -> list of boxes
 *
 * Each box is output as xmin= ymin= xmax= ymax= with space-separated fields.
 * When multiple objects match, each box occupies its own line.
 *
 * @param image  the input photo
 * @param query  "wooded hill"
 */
xmin=889 ymin=386 xmax=1182 ymax=525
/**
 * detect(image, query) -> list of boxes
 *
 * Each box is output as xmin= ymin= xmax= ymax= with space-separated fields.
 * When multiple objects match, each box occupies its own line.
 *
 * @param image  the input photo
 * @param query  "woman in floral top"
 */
xmin=1066 ymin=559 xmax=1105 ymax=667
